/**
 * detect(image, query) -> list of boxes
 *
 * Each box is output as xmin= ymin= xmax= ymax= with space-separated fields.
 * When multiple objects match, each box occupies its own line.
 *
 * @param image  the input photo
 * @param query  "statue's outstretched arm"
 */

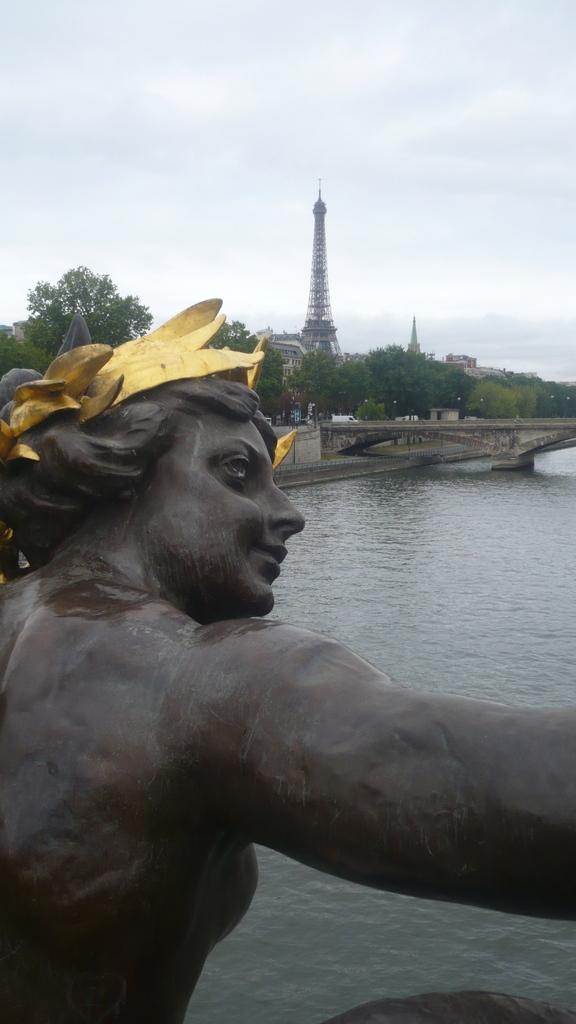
xmin=193 ymin=621 xmax=576 ymax=921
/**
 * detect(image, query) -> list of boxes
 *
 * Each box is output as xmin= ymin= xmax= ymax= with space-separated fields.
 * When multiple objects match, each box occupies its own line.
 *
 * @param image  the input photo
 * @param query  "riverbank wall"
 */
xmin=276 ymin=447 xmax=484 ymax=488
xmin=274 ymin=426 xmax=322 ymax=463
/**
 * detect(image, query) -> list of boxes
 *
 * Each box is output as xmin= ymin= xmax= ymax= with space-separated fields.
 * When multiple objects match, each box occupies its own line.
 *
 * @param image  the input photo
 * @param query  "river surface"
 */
xmin=187 ymin=449 xmax=576 ymax=1023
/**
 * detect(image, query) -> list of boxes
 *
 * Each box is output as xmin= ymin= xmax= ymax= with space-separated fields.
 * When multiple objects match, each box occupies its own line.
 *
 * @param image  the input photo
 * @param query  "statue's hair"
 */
xmin=0 ymin=376 xmax=276 ymax=569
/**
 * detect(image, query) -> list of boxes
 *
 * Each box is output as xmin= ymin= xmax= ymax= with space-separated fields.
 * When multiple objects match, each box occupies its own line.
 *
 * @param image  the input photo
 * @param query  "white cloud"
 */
xmin=1 ymin=0 xmax=576 ymax=380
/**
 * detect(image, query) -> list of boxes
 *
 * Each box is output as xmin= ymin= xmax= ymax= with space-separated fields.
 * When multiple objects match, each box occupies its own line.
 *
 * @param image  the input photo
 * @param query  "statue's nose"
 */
xmin=268 ymin=489 xmax=305 ymax=541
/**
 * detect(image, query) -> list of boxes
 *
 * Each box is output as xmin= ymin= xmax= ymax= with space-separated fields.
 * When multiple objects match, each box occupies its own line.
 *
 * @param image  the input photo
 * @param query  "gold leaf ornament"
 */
xmin=44 ymin=345 xmax=114 ymax=397
xmin=0 ymin=520 xmax=20 ymax=584
xmin=88 ymin=313 xmax=264 ymax=406
xmin=141 ymin=299 xmax=223 ymax=344
xmin=6 ymin=344 xmax=116 ymax=443
xmin=273 ymin=429 xmax=297 ymax=469
xmin=0 ymin=522 xmax=14 ymax=547
xmin=8 ymin=344 xmax=115 ymax=441
xmin=79 ymin=376 xmax=125 ymax=423
xmin=247 ymin=335 xmax=268 ymax=392
xmin=0 ymin=421 xmax=14 ymax=463
xmin=7 ymin=444 xmax=40 ymax=463
xmin=2 ymin=300 xmax=270 ymax=464
xmin=10 ymin=381 xmax=82 ymax=437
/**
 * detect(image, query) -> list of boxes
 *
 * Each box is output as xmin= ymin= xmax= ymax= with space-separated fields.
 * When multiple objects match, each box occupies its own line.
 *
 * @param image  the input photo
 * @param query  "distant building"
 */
xmin=265 ymin=332 xmax=308 ymax=382
xmin=465 ymin=365 xmax=506 ymax=379
xmin=430 ymin=408 xmax=459 ymax=421
xmin=341 ymin=352 xmax=367 ymax=363
xmin=445 ymin=353 xmax=477 ymax=369
xmin=408 ymin=317 xmax=420 ymax=354
xmin=0 ymin=321 xmax=26 ymax=341
xmin=444 ymin=354 xmax=507 ymax=378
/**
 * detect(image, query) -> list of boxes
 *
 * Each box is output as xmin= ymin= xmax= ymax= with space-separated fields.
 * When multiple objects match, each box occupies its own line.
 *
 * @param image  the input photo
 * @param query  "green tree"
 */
xmin=363 ymin=345 xmax=480 ymax=419
xmin=291 ymin=350 xmax=336 ymax=415
xmin=428 ymin=363 xmax=475 ymax=413
xmin=330 ymin=360 xmax=369 ymax=413
xmin=0 ymin=332 xmax=50 ymax=379
xmin=514 ymin=386 xmax=537 ymax=417
xmin=254 ymin=345 xmax=284 ymax=414
xmin=534 ymin=381 xmax=572 ymax=417
xmin=25 ymin=267 xmax=153 ymax=356
xmin=366 ymin=346 xmax=433 ymax=419
xmin=499 ymin=374 xmax=541 ymax=417
xmin=210 ymin=321 xmax=256 ymax=352
xmin=210 ymin=320 xmax=284 ymax=414
xmin=467 ymin=379 xmax=519 ymax=418
xmin=356 ymin=398 xmax=386 ymax=420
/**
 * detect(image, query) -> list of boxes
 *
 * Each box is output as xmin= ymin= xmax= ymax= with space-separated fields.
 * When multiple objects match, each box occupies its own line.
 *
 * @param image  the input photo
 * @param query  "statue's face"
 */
xmin=138 ymin=411 xmax=305 ymax=622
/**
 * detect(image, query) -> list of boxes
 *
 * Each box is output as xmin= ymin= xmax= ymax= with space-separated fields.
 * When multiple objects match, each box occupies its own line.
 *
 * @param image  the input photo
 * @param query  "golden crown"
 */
xmin=0 ymin=299 xmax=296 ymax=470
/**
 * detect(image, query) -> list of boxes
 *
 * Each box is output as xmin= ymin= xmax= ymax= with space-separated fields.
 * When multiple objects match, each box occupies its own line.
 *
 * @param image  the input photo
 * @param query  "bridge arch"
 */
xmin=320 ymin=420 xmax=576 ymax=469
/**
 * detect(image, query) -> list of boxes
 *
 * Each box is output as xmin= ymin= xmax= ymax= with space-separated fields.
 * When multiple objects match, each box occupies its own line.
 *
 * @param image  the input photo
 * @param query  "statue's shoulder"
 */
xmin=0 ymin=570 xmax=200 ymax=696
xmin=190 ymin=617 xmax=358 ymax=686
xmin=195 ymin=616 xmax=334 ymax=653
xmin=0 ymin=570 xmax=172 ymax=630
xmin=186 ymin=617 xmax=398 ymax=706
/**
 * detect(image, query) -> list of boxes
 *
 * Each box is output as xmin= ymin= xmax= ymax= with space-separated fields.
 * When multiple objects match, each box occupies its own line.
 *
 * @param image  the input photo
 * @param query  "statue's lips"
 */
xmin=251 ymin=544 xmax=286 ymax=581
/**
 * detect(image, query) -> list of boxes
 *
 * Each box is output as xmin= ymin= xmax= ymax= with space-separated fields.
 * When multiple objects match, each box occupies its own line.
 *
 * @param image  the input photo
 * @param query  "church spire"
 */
xmin=408 ymin=316 xmax=420 ymax=354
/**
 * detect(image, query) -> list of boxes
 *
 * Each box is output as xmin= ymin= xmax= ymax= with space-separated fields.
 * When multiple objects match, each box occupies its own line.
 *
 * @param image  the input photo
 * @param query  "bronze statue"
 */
xmin=0 ymin=301 xmax=574 ymax=1024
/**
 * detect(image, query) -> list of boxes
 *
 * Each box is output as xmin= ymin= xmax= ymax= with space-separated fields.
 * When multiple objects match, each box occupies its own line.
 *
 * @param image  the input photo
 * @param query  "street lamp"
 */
xmin=457 ymin=396 xmax=461 ymax=419
xmin=304 ymin=380 xmax=318 ymax=427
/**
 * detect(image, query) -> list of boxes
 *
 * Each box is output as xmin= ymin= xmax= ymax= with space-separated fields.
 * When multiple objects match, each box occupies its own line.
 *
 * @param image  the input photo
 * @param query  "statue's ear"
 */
xmin=57 ymin=313 xmax=92 ymax=355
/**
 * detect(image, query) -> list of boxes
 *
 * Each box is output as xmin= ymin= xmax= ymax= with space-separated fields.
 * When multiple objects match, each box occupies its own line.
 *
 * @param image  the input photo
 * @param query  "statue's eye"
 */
xmin=222 ymin=456 xmax=249 ymax=488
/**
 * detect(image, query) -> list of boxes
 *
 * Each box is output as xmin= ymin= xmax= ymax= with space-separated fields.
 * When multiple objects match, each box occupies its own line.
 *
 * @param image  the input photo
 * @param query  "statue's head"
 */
xmin=0 ymin=302 xmax=303 ymax=620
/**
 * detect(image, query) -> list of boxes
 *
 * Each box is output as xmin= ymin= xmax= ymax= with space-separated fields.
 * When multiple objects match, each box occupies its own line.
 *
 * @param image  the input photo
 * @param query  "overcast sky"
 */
xmin=2 ymin=0 xmax=576 ymax=379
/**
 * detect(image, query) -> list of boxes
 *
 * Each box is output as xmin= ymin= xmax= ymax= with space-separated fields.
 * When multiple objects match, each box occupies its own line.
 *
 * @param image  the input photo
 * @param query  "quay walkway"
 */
xmin=276 ymin=446 xmax=479 ymax=489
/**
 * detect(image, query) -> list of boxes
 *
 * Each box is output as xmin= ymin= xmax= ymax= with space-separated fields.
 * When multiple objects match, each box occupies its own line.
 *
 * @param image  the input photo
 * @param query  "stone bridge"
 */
xmin=320 ymin=419 xmax=576 ymax=469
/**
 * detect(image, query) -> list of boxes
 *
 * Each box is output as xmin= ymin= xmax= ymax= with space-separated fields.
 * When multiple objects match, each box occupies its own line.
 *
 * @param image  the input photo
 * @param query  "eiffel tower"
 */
xmin=301 ymin=184 xmax=342 ymax=359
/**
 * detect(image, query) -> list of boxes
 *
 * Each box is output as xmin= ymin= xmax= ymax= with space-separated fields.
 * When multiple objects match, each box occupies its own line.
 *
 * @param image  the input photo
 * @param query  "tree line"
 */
xmin=286 ymin=347 xmax=574 ymax=421
xmin=1 ymin=268 xmax=572 ymax=420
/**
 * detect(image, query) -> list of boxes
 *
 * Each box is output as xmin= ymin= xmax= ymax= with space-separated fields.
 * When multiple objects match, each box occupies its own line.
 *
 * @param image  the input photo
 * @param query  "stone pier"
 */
xmin=492 ymin=453 xmax=535 ymax=470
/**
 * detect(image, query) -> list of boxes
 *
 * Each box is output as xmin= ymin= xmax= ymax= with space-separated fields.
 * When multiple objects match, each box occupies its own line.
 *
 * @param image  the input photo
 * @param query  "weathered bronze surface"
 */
xmin=0 ymin=312 xmax=574 ymax=1023
xmin=322 ymin=992 xmax=576 ymax=1023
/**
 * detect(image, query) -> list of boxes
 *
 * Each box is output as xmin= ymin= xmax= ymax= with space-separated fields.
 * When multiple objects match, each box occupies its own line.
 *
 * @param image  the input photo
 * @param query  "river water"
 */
xmin=187 ymin=449 xmax=576 ymax=1023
